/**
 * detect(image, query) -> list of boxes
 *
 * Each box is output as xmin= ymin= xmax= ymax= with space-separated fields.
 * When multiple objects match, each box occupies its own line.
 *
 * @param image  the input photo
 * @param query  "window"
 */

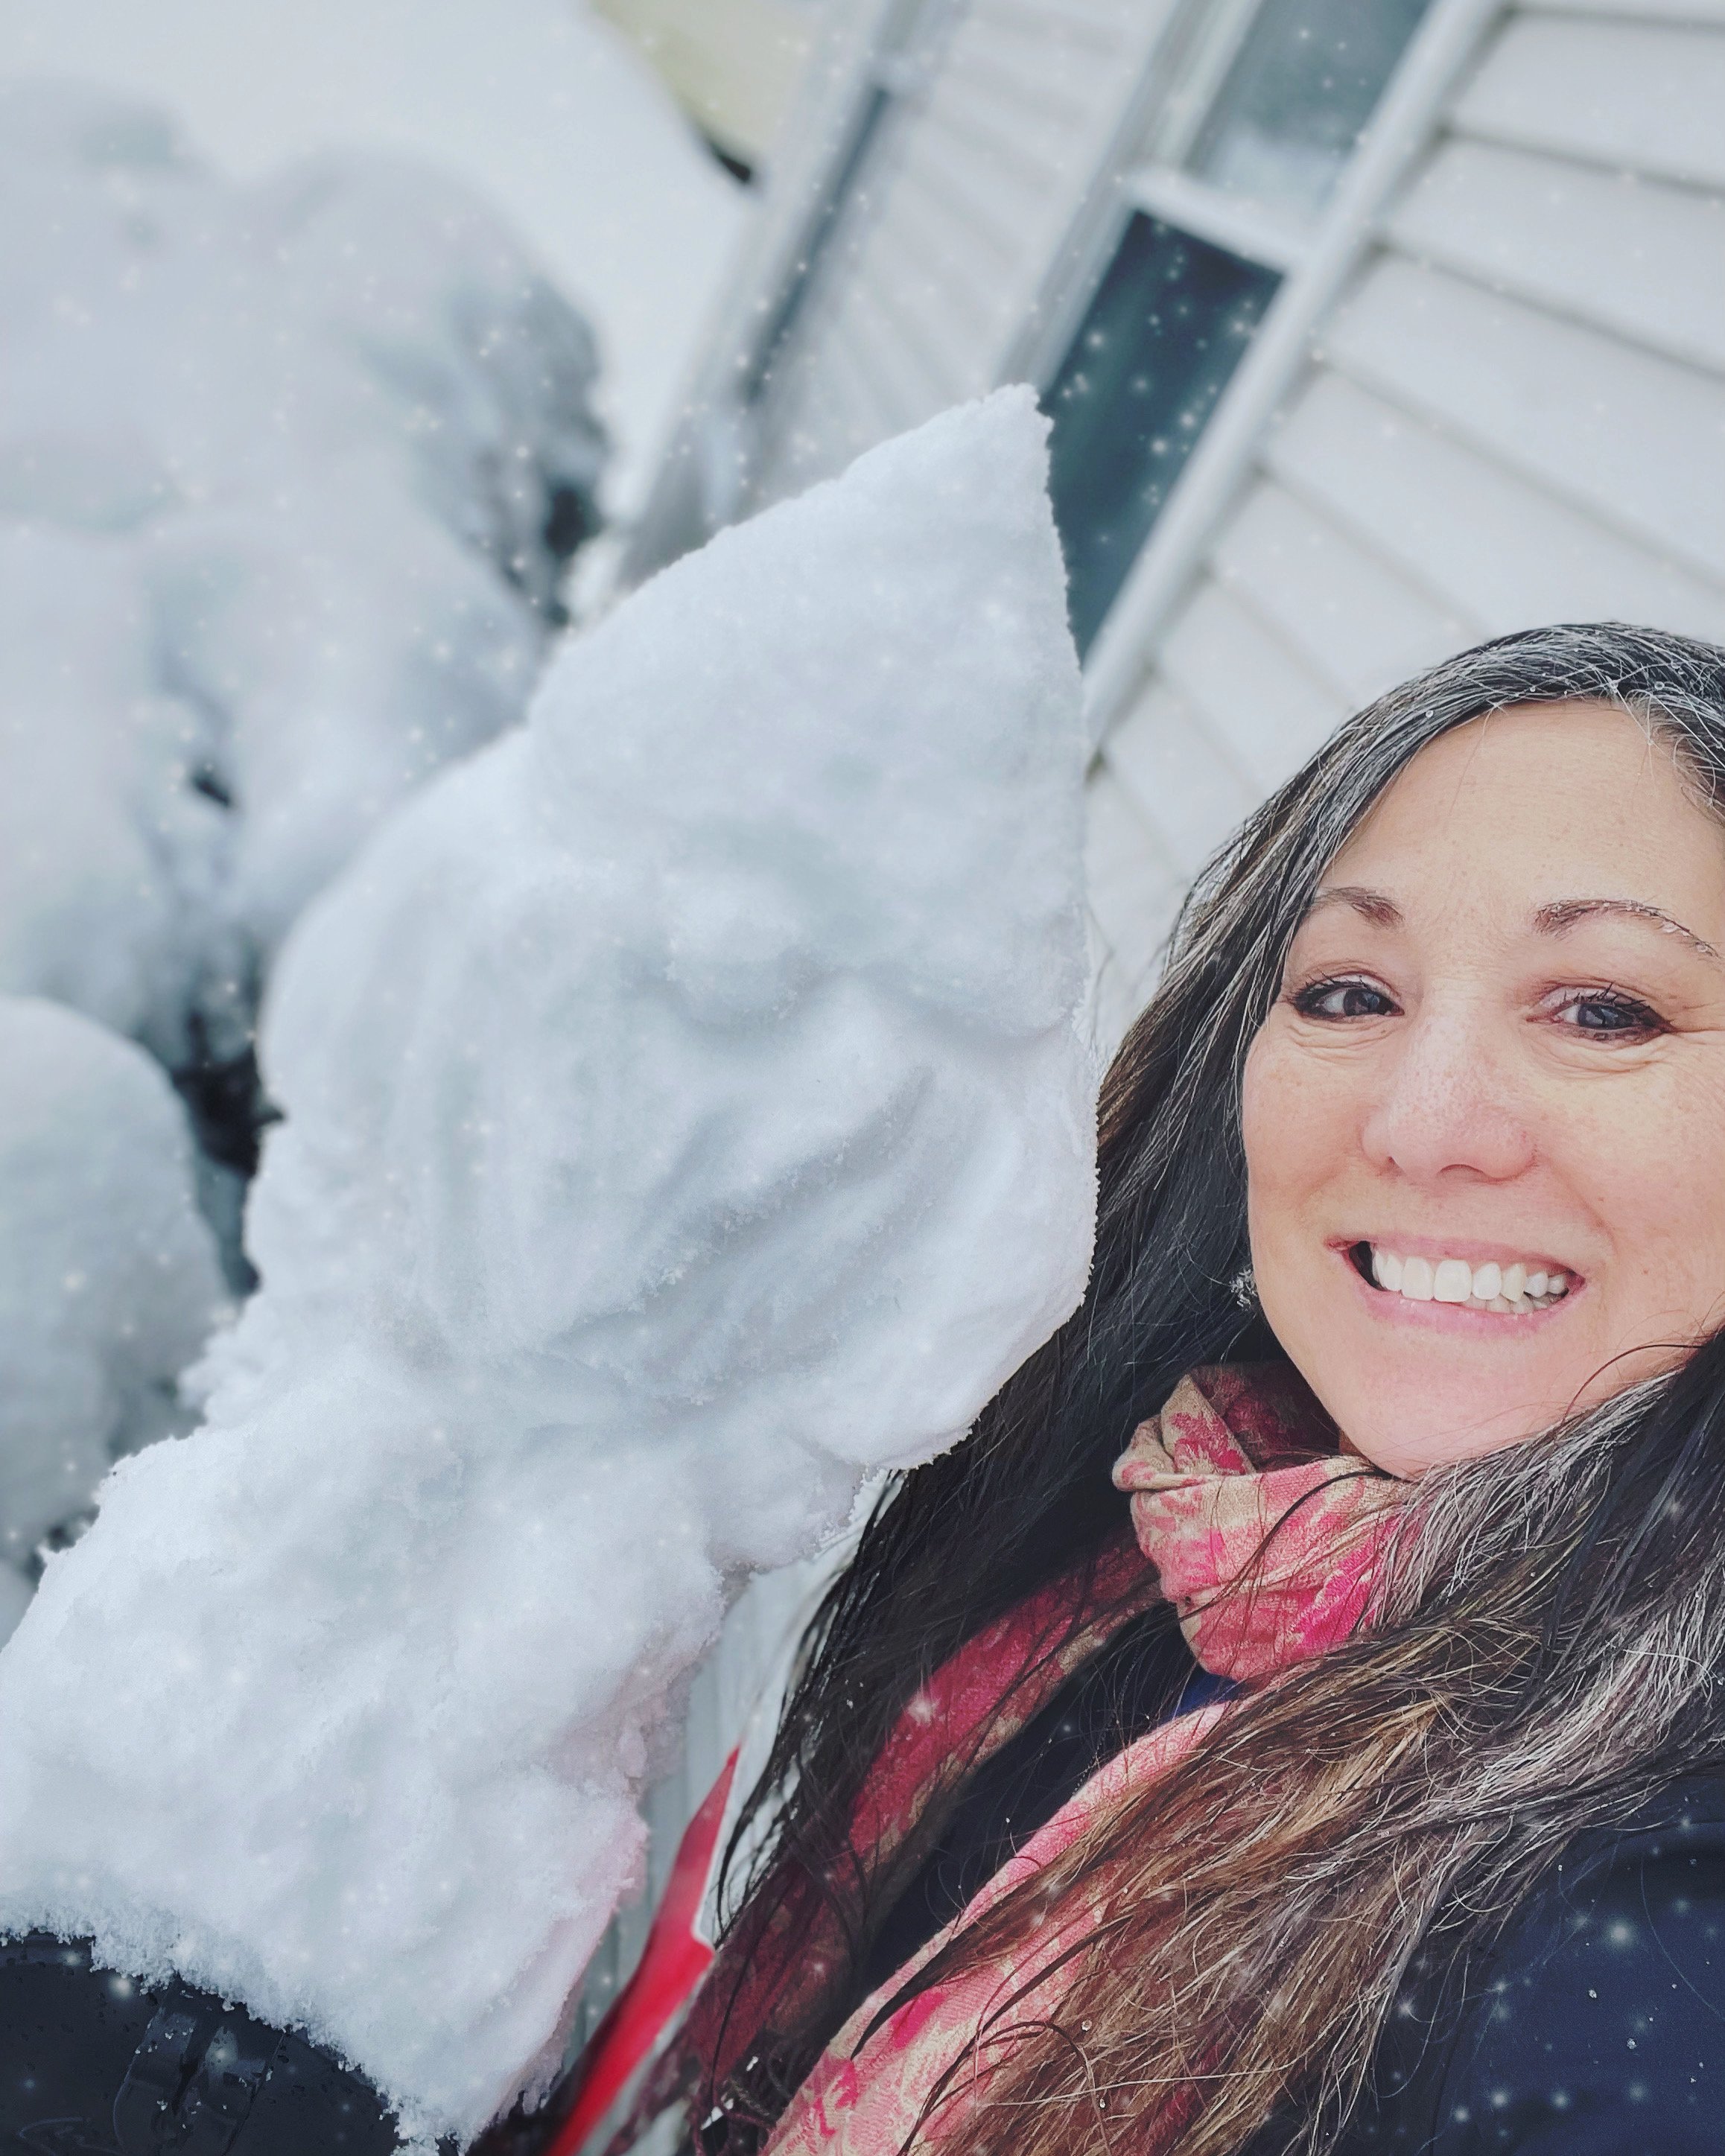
xmin=1041 ymin=0 xmax=1435 ymax=655
xmin=1189 ymin=0 xmax=1437 ymax=218
xmin=1045 ymin=218 xmax=1280 ymax=658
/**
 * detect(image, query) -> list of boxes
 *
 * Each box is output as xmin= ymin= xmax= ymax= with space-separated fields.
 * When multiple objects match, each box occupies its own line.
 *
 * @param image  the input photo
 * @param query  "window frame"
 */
xmin=1004 ymin=0 xmax=1497 ymax=717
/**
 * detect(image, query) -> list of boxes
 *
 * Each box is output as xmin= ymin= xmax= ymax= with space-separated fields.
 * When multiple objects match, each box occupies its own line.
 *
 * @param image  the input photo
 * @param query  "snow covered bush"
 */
xmin=0 ymin=390 xmax=1095 ymax=2147
xmin=0 ymin=74 xmax=606 ymax=1571
xmin=0 ymin=527 xmax=232 ymax=1062
xmin=0 ymin=996 xmax=226 ymax=1637
xmin=251 ymin=151 xmax=608 ymax=616
xmin=0 ymin=76 xmax=603 ymax=1060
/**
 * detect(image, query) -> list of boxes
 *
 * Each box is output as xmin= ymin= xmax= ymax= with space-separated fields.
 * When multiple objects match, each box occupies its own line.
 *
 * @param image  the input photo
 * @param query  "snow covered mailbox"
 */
xmin=0 ymin=391 xmax=1097 ymax=2150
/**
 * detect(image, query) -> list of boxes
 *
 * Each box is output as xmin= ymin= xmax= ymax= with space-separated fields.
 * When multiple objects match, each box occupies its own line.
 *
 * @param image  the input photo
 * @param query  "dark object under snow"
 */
xmin=0 ymin=1936 xmax=404 ymax=2155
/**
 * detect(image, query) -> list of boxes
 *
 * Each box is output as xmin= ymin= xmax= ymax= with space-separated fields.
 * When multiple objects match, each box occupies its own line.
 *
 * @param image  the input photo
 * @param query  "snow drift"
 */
xmin=0 ymin=997 xmax=226 ymax=1629
xmin=0 ymin=390 xmax=1094 ymax=2146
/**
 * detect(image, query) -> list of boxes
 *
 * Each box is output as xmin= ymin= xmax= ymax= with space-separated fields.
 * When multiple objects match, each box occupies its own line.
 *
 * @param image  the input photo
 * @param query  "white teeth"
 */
xmin=1363 ymin=1247 xmax=1572 ymax=1313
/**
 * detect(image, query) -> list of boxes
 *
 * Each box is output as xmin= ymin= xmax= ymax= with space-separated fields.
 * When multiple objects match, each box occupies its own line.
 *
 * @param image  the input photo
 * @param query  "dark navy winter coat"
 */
xmin=865 ymin=1609 xmax=1725 ymax=2155
xmin=1326 ymin=1776 xmax=1725 ymax=2154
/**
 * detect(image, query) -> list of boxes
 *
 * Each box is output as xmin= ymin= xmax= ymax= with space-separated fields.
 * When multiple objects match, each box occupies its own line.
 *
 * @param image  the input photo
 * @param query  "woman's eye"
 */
xmin=1292 ymin=976 xmax=1397 ymax=1021
xmin=1548 ymin=988 xmax=1666 ymax=1038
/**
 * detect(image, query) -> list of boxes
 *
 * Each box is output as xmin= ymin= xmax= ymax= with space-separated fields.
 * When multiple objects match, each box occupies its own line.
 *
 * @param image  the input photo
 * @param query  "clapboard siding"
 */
xmin=950 ymin=40 xmax=1099 ymax=129
xmin=745 ymin=0 xmax=1168 ymax=509
xmin=932 ymin=73 xmax=1079 ymax=184
xmin=1209 ymin=479 xmax=1475 ymax=705
xmin=1102 ymin=678 xmax=1259 ymax=878
xmin=876 ymin=196 xmax=1003 ymax=346
xmin=1264 ymin=372 xmax=1725 ymax=642
xmin=1322 ymin=257 xmax=1725 ymax=585
xmin=1388 ymin=138 xmax=1725 ymax=376
xmin=1155 ymin=582 xmax=1350 ymax=797
xmin=1452 ymin=13 xmax=1725 ymax=189
xmin=1084 ymin=763 xmax=1184 ymax=1002
xmin=1084 ymin=573 xmax=1350 ymax=1046
xmin=753 ymin=267 xmax=952 ymax=497
xmin=971 ymin=0 xmax=1135 ymax=51
xmin=894 ymin=124 xmax=1032 ymax=269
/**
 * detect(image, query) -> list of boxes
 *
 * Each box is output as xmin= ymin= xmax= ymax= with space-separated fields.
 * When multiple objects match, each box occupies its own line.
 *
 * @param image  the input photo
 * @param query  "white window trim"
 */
xmin=1143 ymin=0 xmax=1265 ymax=170
xmin=1122 ymin=163 xmax=1309 ymax=274
xmin=1080 ymin=0 xmax=1507 ymax=742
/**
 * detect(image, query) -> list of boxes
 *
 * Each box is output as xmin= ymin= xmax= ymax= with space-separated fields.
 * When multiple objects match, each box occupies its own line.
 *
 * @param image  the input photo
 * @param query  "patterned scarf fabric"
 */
xmin=756 ymin=1364 xmax=1400 ymax=2156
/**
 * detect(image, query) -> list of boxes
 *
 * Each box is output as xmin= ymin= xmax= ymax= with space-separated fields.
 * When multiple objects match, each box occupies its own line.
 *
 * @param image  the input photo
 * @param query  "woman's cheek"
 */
xmin=1243 ymin=1025 xmax=1338 ymax=1342
xmin=1595 ymin=1063 xmax=1725 ymax=1343
xmin=1242 ymin=1020 xmax=1344 ymax=1216
xmin=1551 ymin=1055 xmax=1725 ymax=1342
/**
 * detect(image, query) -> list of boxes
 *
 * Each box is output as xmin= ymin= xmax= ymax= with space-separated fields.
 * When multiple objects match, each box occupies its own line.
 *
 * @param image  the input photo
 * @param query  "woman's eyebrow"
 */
xmin=1534 ymin=896 xmax=1724 ymax=962
xmin=1306 ymin=885 xmax=1402 ymax=928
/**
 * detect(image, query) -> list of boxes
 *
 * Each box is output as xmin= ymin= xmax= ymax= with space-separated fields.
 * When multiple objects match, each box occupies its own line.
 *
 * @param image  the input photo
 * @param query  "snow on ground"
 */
xmin=0 ymin=392 xmax=1096 ymax=2147
xmin=0 ymin=0 xmax=750 ymax=506
xmin=0 ymin=998 xmax=226 ymax=1633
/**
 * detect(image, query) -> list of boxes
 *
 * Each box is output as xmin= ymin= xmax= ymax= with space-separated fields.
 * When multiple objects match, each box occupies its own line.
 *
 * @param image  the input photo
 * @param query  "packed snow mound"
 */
xmin=0 ymin=78 xmax=602 ymax=1037
xmin=147 ymin=490 xmax=542 ymax=955
xmin=0 ymin=527 xmax=235 ymax=1059
xmin=0 ymin=83 xmax=603 ymax=584
xmin=251 ymin=152 xmax=607 ymax=614
xmin=0 ymin=390 xmax=1094 ymax=2146
xmin=0 ymin=997 xmax=226 ymax=1622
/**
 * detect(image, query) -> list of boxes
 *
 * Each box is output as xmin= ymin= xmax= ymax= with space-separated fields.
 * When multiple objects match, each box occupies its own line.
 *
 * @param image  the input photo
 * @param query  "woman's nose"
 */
xmin=1358 ymin=1006 xmax=1536 ymax=1186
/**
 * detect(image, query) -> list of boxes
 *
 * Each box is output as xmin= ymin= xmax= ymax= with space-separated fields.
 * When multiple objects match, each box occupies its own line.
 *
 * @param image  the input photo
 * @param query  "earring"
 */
xmin=1230 ymin=1265 xmax=1258 ymax=1311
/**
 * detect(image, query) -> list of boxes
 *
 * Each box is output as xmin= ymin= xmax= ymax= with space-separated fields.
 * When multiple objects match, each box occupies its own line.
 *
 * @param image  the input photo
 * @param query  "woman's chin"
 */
xmin=1280 ymin=1291 xmax=1602 ymax=1476
xmin=1333 ymin=1384 xmax=1558 ymax=1478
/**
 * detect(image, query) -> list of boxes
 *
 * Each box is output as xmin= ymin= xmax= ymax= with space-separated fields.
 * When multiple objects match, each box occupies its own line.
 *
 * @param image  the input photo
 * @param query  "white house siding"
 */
xmin=746 ymin=0 xmax=1178 ymax=503
xmin=1089 ymin=0 xmax=1725 ymax=1037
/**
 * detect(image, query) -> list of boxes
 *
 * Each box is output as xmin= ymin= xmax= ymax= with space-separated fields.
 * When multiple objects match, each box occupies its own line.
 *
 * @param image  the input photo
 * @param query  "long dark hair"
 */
xmin=696 ymin=623 xmax=1725 ymax=2155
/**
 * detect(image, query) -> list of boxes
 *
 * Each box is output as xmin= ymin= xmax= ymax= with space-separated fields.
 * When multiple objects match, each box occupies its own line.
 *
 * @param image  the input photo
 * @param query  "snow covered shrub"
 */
xmin=0 ymin=74 xmax=606 ymax=1629
xmin=0 ymin=527 xmax=233 ymax=1060
xmin=0 ymin=77 xmax=604 ymax=1047
xmin=0 ymin=390 xmax=1095 ymax=2147
xmin=0 ymin=996 xmax=226 ymax=1632
xmin=251 ymin=152 xmax=607 ymax=618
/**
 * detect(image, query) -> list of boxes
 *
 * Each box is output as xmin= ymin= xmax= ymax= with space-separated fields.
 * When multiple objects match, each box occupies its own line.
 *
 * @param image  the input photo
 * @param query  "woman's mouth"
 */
xmin=1348 ymin=1242 xmax=1575 ymax=1314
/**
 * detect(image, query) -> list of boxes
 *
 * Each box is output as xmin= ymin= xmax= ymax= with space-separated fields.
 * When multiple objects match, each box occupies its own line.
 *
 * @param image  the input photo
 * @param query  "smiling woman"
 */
xmin=1247 ymin=699 xmax=1725 ymax=1476
xmin=574 ymin=624 xmax=1725 ymax=2156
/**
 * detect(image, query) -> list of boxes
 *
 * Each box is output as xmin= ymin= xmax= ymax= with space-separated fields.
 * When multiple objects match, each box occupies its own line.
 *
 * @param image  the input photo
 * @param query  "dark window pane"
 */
xmin=1189 ymin=0 xmax=1435 ymax=216
xmin=1042 ymin=214 xmax=1280 ymax=656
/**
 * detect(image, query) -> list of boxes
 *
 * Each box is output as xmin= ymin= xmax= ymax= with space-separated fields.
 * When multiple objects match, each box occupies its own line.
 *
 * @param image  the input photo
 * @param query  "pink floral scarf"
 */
xmin=757 ymin=1365 xmax=1400 ymax=2156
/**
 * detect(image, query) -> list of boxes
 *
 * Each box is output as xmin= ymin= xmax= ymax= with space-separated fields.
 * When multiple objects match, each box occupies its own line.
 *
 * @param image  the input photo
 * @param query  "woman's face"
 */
xmin=1242 ymin=700 xmax=1725 ymax=1478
